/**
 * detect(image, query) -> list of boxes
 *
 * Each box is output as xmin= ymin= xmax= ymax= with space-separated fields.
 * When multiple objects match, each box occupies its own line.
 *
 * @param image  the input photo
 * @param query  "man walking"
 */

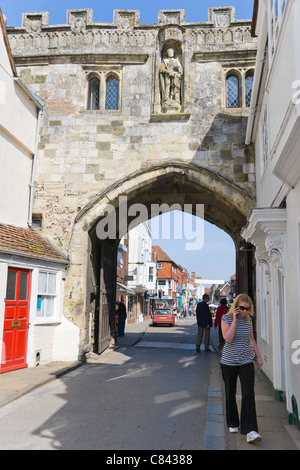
xmin=196 ymin=294 xmax=212 ymax=352
xmin=117 ymin=296 xmax=127 ymax=337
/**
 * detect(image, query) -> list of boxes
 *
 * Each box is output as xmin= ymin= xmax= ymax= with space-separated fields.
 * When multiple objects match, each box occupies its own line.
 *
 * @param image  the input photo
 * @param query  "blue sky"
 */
xmin=2 ymin=0 xmax=254 ymax=26
xmin=1 ymin=0 xmax=253 ymax=281
xmin=149 ymin=213 xmax=235 ymax=283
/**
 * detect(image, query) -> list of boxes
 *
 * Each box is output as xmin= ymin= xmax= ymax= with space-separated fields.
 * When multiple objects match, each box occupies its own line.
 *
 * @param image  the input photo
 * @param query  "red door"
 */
xmin=1 ymin=268 xmax=31 ymax=373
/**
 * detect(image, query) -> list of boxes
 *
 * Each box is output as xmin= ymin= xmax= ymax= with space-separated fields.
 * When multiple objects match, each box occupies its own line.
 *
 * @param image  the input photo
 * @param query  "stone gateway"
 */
xmin=6 ymin=7 xmax=257 ymax=358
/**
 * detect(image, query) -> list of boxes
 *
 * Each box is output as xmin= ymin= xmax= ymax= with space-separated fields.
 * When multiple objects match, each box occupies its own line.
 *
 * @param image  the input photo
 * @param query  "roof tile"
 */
xmin=0 ymin=224 xmax=67 ymax=262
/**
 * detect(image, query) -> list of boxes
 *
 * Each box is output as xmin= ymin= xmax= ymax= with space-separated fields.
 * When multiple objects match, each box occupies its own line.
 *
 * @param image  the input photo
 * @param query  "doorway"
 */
xmin=1 ymin=268 xmax=31 ymax=373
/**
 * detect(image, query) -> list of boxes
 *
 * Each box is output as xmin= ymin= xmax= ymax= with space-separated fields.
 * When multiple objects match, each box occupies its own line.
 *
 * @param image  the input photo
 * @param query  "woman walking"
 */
xmin=221 ymin=293 xmax=263 ymax=444
xmin=214 ymin=297 xmax=229 ymax=349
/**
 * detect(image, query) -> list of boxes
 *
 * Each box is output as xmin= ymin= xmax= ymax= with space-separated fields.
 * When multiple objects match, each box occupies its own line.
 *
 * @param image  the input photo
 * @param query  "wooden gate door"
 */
xmin=1 ymin=268 xmax=31 ymax=373
xmin=98 ymin=241 xmax=116 ymax=353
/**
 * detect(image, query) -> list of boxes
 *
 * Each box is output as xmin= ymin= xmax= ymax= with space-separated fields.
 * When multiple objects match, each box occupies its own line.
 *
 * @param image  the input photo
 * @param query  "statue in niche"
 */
xmin=159 ymin=47 xmax=183 ymax=113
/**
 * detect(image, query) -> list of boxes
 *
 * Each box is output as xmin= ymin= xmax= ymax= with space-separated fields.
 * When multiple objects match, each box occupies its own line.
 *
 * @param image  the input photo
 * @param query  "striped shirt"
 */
xmin=220 ymin=313 xmax=253 ymax=366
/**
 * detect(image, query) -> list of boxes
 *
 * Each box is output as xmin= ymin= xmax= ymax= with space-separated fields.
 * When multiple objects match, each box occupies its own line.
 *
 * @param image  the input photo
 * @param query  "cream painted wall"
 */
xmin=0 ymin=23 xmax=38 ymax=227
xmin=246 ymin=0 xmax=300 ymax=417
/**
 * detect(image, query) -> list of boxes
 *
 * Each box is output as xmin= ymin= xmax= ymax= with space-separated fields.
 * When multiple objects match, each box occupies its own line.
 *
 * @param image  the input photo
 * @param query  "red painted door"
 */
xmin=1 ymin=268 xmax=31 ymax=373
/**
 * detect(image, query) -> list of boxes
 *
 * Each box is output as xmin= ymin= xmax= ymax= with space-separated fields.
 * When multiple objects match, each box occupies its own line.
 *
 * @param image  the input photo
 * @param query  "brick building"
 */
xmin=152 ymin=245 xmax=183 ymax=301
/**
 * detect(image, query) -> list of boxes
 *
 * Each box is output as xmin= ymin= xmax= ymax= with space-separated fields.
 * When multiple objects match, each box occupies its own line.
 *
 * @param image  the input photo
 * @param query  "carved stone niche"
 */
xmin=22 ymin=12 xmax=49 ymax=33
xmin=113 ymin=10 xmax=140 ymax=29
xmin=158 ymin=10 xmax=185 ymax=26
xmin=67 ymin=9 xmax=93 ymax=32
xmin=158 ymin=26 xmax=184 ymax=115
xmin=208 ymin=7 xmax=236 ymax=27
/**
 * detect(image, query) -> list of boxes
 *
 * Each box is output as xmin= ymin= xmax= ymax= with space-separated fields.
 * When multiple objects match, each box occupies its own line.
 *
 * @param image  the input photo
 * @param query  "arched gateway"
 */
xmin=6 ymin=7 xmax=257 ymax=358
xmin=68 ymin=161 xmax=255 ymax=353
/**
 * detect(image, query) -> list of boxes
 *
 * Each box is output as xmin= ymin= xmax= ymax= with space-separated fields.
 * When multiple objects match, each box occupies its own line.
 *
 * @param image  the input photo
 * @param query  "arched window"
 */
xmin=87 ymin=77 xmax=100 ymax=110
xmin=245 ymin=74 xmax=254 ymax=108
xmin=226 ymin=75 xmax=239 ymax=108
xmin=105 ymin=76 xmax=119 ymax=110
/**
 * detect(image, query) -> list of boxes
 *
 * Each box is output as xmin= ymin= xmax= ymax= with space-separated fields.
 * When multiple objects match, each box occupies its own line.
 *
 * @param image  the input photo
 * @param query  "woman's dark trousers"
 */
xmin=221 ymin=362 xmax=258 ymax=434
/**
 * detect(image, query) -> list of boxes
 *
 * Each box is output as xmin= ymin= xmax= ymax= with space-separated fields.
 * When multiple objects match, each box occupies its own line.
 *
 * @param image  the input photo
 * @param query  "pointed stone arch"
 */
xmin=65 ymin=161 xmax=255 ymax=356
xmin=73 ymin=160 xmax=254 ymax=238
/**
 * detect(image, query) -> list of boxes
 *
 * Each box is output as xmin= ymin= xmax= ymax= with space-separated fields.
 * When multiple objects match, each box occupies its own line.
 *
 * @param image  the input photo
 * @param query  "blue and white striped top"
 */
xmin=220 ymin=313 xmax=253 ymax=366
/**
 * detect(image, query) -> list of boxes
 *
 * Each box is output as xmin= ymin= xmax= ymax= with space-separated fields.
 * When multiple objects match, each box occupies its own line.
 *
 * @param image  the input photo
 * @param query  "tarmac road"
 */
xmin=0 ymin=319 xmax=214 ymax=450
xmin=0 ymin=318 xmax=298 ymax=451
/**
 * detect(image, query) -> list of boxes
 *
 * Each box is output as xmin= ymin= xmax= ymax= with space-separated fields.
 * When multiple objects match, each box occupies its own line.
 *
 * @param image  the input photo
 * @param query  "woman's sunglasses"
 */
xmin=238 ymin=305 xmax=250 ymax=311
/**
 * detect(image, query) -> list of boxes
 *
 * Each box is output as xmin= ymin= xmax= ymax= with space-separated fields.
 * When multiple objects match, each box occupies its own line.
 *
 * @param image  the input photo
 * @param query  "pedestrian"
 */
xmin=220 ymin=293 xmax=263 ymax=444
xmin=195 ymin=294 xmax=212 ymax=352
xmin=117 ymin=296 xmax=127 ymax=336
xmin=214 ymin=298 xmax=228 ymax=349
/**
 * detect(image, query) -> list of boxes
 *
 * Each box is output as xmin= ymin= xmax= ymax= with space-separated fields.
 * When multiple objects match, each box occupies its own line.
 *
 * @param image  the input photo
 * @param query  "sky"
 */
xmin=1 ymin=0 xmax=254 ymax=27
xmin=0 ymin=0 xmax=254 ymax=282
xmin=149 ymin=213 xmax=235 ymax=283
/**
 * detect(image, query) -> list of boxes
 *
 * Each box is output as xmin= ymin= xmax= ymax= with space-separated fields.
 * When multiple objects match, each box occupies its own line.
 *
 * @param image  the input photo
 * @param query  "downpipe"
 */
xmin=28 ymin=107 xmax=43 ymax=227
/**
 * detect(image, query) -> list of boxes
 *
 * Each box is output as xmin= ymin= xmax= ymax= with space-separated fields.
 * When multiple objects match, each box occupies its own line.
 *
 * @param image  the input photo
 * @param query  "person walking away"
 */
xmin=195 ymin=294 xmax=212 ymax=352
xmin=117 ymin=296 xmax=127 ymax=336
xmin=220 ymin=293 xmax=263 ymax=444
xmin=215 ymin=298 xmax=229 ymax=349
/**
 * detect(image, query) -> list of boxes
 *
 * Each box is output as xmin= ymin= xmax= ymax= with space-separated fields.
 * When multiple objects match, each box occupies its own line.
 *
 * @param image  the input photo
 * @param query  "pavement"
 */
xmin=0 ymin=318 xmax=299 ymax=450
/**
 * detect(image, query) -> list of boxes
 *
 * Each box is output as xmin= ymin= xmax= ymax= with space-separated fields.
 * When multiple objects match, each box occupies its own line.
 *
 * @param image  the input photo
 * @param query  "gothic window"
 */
xmin=226 ymin=75 xmax=239 ymax=108
xmin=87 ymin=77 xmax=100 ymax=110
xmin=245 ymin=73 xmax=254 ymax=107
xmin=105 ymin=76 xmax=119 ymax=110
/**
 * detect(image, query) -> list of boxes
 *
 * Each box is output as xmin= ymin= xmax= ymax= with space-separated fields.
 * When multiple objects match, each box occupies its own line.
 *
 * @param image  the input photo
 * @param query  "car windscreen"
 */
xmin=154 ymin=310 xmax=172 ymax=315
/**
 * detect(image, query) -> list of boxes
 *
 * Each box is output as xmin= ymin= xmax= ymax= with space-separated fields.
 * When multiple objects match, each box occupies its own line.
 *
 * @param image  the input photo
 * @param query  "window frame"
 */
xmin=223 ymin=68 xmax=255 ymax=110
xmin=226 ymin=73 xmax=240 ymax=109
xmin=245 ymin=71 xmax=254 ymax=108
xmin=261 ymin=103 xmax=269 ymax=169
xmin=85 ymin=69 xmax=121 ymax=112
xmin=268 ymin=0 xmax=287 ymax=65
xmin=87 ymin=76 xmax=100 ymax=110
xmin=259 ymin=263 xmax=269 ymax=342
xmin=105 ymin=74 xmax=120 ymax=111
xmin=35 ymin=270 xmax=60 ymax=324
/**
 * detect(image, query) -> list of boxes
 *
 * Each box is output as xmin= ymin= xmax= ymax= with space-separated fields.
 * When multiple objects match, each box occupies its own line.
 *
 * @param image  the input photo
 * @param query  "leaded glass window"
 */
xmin=88 ymin=78 xmax=100 ymax=110
xmin=105 ymin=76 xmax=119 ymax=110
xmin=245 ymin=75 xmax=254 ymax=108
xmin=226 ymin=75 xmax=239 ymax=108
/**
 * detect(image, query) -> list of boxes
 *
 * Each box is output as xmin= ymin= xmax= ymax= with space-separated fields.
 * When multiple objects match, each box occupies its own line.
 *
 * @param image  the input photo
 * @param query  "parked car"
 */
xmin=152 ymin=308 xmax=175 ymax=327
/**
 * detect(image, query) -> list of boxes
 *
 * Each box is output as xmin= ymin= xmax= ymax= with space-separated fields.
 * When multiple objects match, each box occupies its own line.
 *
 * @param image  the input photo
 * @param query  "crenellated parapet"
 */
xmin=7 ymin=7 xmax=256 ymax=60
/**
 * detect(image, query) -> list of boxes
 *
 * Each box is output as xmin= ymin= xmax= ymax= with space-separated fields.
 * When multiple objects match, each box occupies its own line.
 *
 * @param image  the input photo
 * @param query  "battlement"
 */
xmin=9 ymin=7 xmax=252 ymax=30
xmin=6 ymin=7 xmax=256 ymax=62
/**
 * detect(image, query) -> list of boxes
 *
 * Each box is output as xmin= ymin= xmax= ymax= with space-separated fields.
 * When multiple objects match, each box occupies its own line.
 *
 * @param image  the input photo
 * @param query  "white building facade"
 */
xmin=127 ymin=223 xmax=156 ymax=322
xmin=242 ymin=0 xmax=300 ymax=428
xmin=0 ymin=10 xmax=79 ymax=373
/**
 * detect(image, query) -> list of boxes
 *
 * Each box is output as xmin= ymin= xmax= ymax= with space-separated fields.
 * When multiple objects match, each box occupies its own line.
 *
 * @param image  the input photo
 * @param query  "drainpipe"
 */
xmin=28 ymin=106 xmax=43 ymax=227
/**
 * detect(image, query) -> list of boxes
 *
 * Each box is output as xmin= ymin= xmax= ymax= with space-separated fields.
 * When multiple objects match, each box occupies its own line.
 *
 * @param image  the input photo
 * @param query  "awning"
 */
xmin=133 ymin=285 xmax=147 ymax=294
xmin=117 ymin=282 xmax=135 ymax=295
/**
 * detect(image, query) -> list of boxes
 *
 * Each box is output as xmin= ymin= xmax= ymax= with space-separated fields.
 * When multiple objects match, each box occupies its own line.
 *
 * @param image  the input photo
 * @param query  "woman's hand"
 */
xmin=256 ymin=355 xmax=263 ymax=369
xmin=233 ymin=308 xmax=239 ymax=321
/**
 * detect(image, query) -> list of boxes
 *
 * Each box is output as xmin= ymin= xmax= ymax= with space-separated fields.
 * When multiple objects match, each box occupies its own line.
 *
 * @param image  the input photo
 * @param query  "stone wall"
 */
xmin=6 ymin=7 xmax=257 ymax=354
